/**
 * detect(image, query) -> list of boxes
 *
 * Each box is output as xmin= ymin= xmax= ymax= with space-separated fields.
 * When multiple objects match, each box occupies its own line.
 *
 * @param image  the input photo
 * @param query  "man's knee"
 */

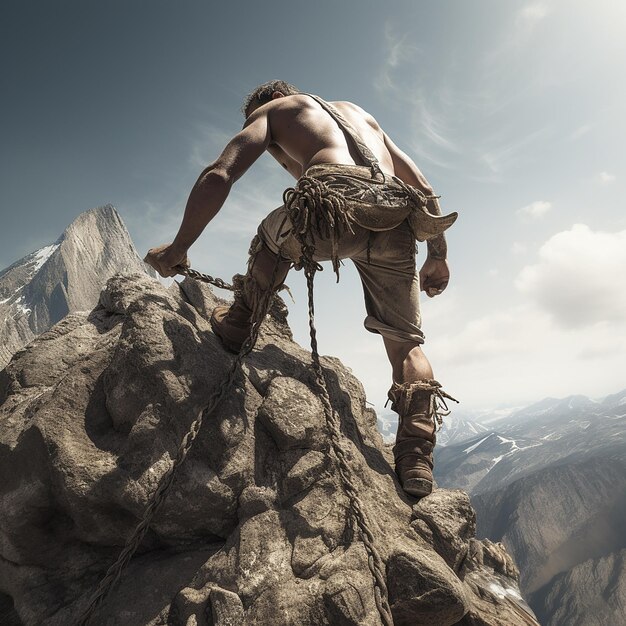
xmin=248 ymin=236 xmax=291 ymax=290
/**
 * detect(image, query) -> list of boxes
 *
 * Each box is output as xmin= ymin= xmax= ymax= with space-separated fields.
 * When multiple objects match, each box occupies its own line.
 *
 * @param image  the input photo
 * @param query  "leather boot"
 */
xmin=211 ymin=237 xmax=291 ymax=353
xmin=387 ymin=379 xmax=453 ymax=498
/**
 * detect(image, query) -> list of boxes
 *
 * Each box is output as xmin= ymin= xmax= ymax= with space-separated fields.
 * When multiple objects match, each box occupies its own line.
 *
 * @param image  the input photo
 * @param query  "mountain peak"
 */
xmin=0 ymin=205 xmax=155 ymax=368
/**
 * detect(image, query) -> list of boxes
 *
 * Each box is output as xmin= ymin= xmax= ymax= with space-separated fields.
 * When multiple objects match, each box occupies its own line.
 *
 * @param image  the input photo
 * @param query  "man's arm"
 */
xmin=383 ymin=132 xmax=448 ymax=260
xmin=145 ymin=110 xmax=272 ymax=277
xmin=383 ymin=132 xmax=449 ymax=297
xmin=383 ymin=132 xmax=433 ymax=194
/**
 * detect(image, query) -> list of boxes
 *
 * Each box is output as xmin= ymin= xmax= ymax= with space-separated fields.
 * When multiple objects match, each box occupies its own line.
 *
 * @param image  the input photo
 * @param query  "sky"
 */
xmin=1 ymin=0 xmax=625 ymax=413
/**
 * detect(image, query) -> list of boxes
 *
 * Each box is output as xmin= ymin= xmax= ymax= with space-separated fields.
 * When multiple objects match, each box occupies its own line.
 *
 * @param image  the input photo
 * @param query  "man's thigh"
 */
xmin=352 ymin=222 xmax=425 ymax=344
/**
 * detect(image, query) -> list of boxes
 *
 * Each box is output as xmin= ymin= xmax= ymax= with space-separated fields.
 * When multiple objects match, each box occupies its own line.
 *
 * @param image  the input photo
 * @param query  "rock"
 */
xmin=411 ymin=489 xmax=476 ymax=571
xmin=257 ymin=377 xmax=326 ymax=450
xmin=0 ymin=273 xmax=538 ymax=625
xmin=386 ymin=547 xmax=468 ymax=626
xmin=458 ymin=540 xmax=536 ymax=626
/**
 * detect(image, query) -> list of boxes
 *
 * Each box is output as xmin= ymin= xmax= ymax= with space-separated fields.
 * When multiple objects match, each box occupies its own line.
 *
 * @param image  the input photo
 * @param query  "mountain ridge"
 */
xmin=0 ymin=269 xmax=539 ymax=625
xmin=435 ymin=385 xmax=626 ymax=626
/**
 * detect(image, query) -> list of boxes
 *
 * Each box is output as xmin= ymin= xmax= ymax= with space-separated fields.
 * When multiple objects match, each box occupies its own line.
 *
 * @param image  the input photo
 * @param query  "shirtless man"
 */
xmin=145 ymin=80 xmax=456 ymax=498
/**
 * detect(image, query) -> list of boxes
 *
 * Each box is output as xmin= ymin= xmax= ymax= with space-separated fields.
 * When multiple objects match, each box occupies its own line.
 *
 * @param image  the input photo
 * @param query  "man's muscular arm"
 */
xmin=382 ymin=133 xmax=447 ymax=261
xmin=383 ymin=132 xmax=449 ymax=297
xmin=145 ymin=109 xmax=272 ymax=277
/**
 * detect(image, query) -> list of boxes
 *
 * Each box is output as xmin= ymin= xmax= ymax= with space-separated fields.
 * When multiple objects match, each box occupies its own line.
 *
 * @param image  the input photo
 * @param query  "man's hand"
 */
xmin=419 ymin=257 xmax=450 ymax=298
xmin=144 ymin=243 xmax=190 ymax=278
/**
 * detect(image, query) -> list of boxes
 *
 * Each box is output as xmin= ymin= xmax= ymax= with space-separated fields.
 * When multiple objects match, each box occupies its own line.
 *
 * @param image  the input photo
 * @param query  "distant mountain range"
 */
xmin=378 ymin=407 xmax=495 ymax=447
xmin=435 ymin=390 xmax=626 ymax=626
xmin=0 ymin=205 xmax=155 ymax=368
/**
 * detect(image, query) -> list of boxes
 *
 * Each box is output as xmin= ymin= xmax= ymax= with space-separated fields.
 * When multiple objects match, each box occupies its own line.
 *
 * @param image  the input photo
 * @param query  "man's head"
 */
xmin=242 ymin=80 xmax=300 ymax=118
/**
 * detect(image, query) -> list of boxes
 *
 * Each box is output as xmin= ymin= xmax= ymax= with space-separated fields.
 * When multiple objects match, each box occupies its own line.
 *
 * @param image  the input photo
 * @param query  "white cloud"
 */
xmin=597 ymin=171 xmax=616 ymax=184
xmin=520 ymin=3 xmax=550 ymax=22
xmin=411 ymin=224 xmax=626 ymax=407
xmin=480 ymin=128 xmax=550 ymax=175
xmin=571 ymin=124 xmax=592 ymax=140
xmin=187 ymin=122 xmax=233 ymax=171
xmin=515 ymin=224 xmax=626 ymax=327
xmin=411 ymin=98 xmax=459 ymax=153
xmin=374 ymin=21 xmax=462 ymax=172
xmin=426 ymin=300 xmax=626 ymax=408
xmin=374 ymin=22 xmax=419 ymax=94
xmin=517 ymin=200 xmax=552 ymax=220
xmin=511 ymin=242 xmax=528 ymax=255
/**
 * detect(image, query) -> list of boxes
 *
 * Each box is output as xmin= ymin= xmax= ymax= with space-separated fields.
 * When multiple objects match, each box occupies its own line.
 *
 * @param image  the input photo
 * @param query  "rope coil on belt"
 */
xmin=76 ymin=257 xmax=393 ymax=626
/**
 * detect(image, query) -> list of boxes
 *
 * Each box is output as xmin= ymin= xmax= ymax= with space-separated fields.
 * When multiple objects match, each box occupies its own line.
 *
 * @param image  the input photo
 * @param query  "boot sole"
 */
xmin=403 ymin=478 xmax=433 ymax=498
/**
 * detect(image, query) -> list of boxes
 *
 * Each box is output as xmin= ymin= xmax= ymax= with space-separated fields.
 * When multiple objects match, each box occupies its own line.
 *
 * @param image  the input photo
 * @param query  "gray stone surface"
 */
xmin=0 ymin=273 xmax=538 ymax=625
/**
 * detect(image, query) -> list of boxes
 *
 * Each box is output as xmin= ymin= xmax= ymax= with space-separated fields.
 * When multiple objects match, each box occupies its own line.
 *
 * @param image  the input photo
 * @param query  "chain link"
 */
xmin=174 ymin=265 xmax=234 ymax=291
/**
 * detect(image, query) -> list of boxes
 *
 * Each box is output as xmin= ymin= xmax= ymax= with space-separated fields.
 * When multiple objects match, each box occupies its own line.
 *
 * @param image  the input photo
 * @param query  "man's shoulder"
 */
xmin=330 ymin=99 xmax=360 ymax=110
xmin=331 ymin=100 xmax=379 ymax=128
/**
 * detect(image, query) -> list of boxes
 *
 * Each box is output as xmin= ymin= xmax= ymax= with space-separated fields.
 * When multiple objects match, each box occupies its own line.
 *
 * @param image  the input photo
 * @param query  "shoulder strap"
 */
xmin=305 ymin=93 xmax=383 ymax=178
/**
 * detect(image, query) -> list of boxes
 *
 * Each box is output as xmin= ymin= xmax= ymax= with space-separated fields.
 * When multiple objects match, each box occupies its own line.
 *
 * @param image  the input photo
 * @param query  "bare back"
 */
xmin=260 ymin=94 xmax=396 ymax=178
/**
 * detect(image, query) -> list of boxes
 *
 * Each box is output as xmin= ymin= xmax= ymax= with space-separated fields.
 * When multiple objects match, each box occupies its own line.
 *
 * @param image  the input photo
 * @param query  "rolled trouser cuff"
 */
xmin=363 ymin=315 xmax=425 ymax=344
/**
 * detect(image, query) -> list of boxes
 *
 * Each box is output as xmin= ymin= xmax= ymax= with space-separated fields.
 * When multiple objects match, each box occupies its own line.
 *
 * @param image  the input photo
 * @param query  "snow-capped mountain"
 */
xmin=0 ymin=205 xmax=155 ymax=368
xmin=436 ymin=414 xmax=489 ymax=447
xmin=377 ymin=409 xmax=490 ymax=447
xmin=376 ymin=410 xmax=397 ymax=443
xmin=436 ymin=391 xmax=626 ymax=495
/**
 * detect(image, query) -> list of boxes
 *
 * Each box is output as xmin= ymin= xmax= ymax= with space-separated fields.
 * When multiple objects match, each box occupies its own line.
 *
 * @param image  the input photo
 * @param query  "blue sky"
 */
xmin=2 ymin=0 xmax=625 ymax=411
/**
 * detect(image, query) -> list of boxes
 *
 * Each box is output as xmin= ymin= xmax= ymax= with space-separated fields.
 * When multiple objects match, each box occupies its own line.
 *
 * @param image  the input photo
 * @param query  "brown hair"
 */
xmin=242 ymin=80 xmax=300 ymax=117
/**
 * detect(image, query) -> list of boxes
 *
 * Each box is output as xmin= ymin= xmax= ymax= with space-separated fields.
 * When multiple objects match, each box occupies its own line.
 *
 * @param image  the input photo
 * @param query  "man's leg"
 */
xmin=352 ymin=223 xmax=451 ymax=498
xmin=211 ymin=199 xmax=374 ymax=353
xmin=211 ymin=234 xmax=291 ymax=353
xmin=382 ymin=338 xmax=443 ymax=498
xmin=383 ymin=339 xmax=433 ymax=384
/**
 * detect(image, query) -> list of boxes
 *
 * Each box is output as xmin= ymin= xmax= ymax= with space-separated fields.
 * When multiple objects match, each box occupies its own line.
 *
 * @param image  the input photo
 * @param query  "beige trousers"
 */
xmin=257 ymin=205 xmax=425 ymax=344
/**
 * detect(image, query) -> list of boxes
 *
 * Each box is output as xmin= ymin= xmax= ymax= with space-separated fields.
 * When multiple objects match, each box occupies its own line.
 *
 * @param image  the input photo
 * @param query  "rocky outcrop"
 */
xmin=0 ymin=204 xmax=155 ymax=368
xmin=0 ymin=273 xmax=538 ymax=625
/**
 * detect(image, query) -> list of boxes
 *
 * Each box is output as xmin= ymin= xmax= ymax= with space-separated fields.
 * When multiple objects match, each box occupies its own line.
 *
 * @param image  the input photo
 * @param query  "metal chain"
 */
xmin=75 ymin=262 xmax=280 ymax=625
xmin=174 ymin=265 xmax=234 ymax=291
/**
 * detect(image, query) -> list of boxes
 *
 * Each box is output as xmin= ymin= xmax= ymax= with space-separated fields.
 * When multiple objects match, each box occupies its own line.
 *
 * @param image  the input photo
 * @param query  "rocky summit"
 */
xmin=0 ymin=272 xmax=538 ymax=626
xmin=0 ymin=205 xmax=155 ymax=369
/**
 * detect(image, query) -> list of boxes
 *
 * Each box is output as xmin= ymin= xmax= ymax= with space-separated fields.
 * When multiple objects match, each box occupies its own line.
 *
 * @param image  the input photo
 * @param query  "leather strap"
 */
xmin=305 ymin=93 xmax=383 ymax=179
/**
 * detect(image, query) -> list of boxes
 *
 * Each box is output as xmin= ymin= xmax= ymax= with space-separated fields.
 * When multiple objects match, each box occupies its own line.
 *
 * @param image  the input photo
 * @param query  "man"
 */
xmin=145 ymin=80 xmax=457 ymax=498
